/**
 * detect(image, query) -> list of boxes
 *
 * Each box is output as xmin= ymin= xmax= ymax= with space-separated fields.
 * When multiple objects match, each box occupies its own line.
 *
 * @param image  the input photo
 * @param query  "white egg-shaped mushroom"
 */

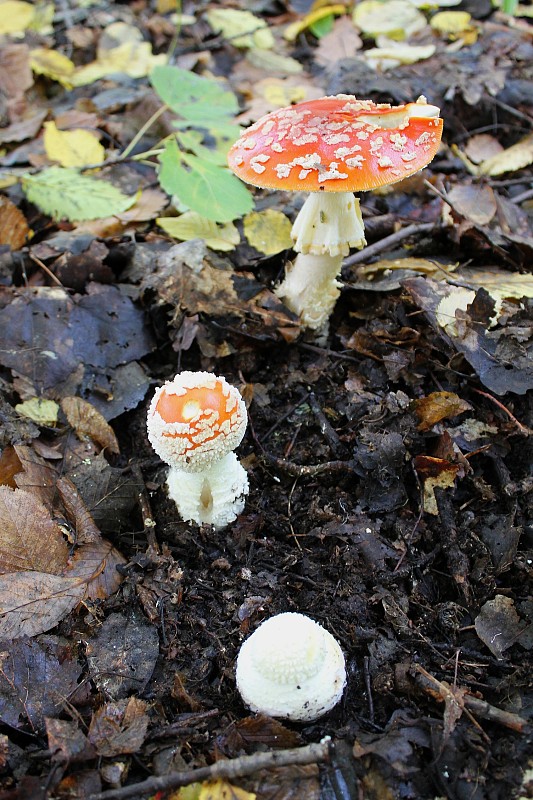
xmin=236 ymin=612 xmax=346 ymax=722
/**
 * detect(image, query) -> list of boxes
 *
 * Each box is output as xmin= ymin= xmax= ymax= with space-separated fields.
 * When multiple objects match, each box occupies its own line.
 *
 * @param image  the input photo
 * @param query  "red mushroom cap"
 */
xmin=228 ymin=94 xmax=443 ymax=193
xmin=147 ymin=372 xmax=247 ymax=472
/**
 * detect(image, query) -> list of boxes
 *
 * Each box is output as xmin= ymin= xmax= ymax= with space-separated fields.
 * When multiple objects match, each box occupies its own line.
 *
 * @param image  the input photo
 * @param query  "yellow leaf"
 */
xmin=430 ymin=10 xmax=472 ymax=34
xmin=0 ymin=1 xmax=34 ymax=35
xmin=157 ymin=212 xmax=240 ymax=252
xmin=284 ymin=4 xmax=347 ymax=41
xmin=353 ymin=0 xmax=426 ymax=40
xmin=15 ymin=398 xmax=59 ymax=426
xmin=364 ymin=41 xmax=436 ymax=70
xmin=30 ymin=47 xmax=76 ymax=88
xmin=198 ymin=779 xmax=256 ymax=800
xmin=43 ymin=121 xmax=105 ymax=168
xmin=206 ymin=8 xmax=274 ymax=49
xmin=244 ymin=209 xmax=293 ymax=255
xmin=478 ymin=133 xmax=533 ymax=177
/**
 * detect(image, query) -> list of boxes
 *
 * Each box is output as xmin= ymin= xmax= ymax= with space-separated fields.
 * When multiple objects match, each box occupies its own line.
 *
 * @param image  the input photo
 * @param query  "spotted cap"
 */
xmin=147 ymin=372 xmax=247 ymax=472
xmin=228 ymin=94 xmax=442 ymax=193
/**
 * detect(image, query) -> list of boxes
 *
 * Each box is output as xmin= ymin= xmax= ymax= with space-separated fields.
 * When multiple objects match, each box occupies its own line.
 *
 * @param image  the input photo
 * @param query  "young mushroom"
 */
xmin=228 ymin=94 xmax=443 ymax=332
xmin=236 ymin=612 xmax=346 ymax=722
xmin=147 ymin=371 xmax=248 ymax=529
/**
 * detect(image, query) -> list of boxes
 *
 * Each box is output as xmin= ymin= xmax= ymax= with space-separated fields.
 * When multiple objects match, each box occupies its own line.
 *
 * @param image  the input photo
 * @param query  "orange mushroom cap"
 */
xmin=147 ymin=372 xmax=247 ymax=472
xmin=228 ymin=94 xmax=443 ymax=193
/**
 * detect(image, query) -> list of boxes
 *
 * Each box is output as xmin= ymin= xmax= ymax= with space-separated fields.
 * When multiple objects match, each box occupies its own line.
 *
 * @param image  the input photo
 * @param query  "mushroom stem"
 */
xmin=291 ymin=191 xmax=366 ymax=257
xmin=166 ymin=451 xmax=249 ymax=529
xmin=276 ymin=252 xmax=343 ymax=331
xmin=276 ymin=191 xmax=367 ymax=331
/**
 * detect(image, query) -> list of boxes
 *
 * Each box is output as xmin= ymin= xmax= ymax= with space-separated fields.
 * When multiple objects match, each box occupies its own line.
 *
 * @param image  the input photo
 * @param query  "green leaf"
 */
xmin=158 ymin=139 xmax=253 ymax=223
xmin=150 ymin=65 xmax=238 ymax=123
xmin=309 ymin=14 xmax=334 ymax=38
xmin=21 ymin=167 xmax=136 ymax=222
xmin=176 ymin=130 xmax=227 ymax=165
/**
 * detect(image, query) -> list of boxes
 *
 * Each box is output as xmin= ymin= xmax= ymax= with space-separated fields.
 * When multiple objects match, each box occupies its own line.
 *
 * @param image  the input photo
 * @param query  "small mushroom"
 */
xmin=236 ymin=612 xmax=346 ymax=722
xmin=147 ymin=371 xmax=248 ymax=529
xmin=228 ymin=94 xmax=443 ymax=332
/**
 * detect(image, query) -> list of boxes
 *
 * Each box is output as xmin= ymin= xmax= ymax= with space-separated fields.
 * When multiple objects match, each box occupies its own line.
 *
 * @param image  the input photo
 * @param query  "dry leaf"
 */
xmin=61 ymin=397 xmax=120 ymax=454
xmin=478 ymin=133 xmax=533 ymax=177
xmin=446 ymin=184 xmax=497 ymax=225
xmin=0 ymin=571 xmax=85 ymax=639
xmin=89 ymin=697 xmax=149 ymax=757
xmin=0 ymin=1 xmax=35 ymax=35
xmin=353 ymin=0 xmax=426 ymax=39
xmin=0 ymin=195 xmax=30 ymax=250
xmin=43 ymin=121 xmax=105 ymax=168
xmin=414 ymin=392 xmax=472 ymax=432
xmin=463 ymin=134 xmax=504 ymax=165
xmin=15 ymin=397 xmax=59 ymax=426
xmin=413 ymin=456 xmax=460 ymax=515
xmin=315 ymin=15 xmax=363 ymax=65
xmin=0 ymin=487 xmax=68 ymax=575
xmin=158 ymin=212 xmax=240 ymax=252
xmin=243 ymin=209 xmax=293 ymax=255
xmin=30 ymin=47 xmax=76 ymax=87
xmin=431 ymin=10 xmax=473 ymax=35
xmin=199 ymin=779 xmax=256 ymax=800
xmin=284 ymin=4 xmax=347 ymax=41
xmin=65 ymin=539 xmax=127 ymax=601
xmin=475 ymin=595 xmax=527 ymax=658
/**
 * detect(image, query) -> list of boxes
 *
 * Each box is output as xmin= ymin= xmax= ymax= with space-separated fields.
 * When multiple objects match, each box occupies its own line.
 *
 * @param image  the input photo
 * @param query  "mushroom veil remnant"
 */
xmin=228 ymin=94 xmax=443 ymax=332
xmin=147 ymin=371 xmax=248 ymax=529
xmin=236 ymin=612 xmax=346 ymax=722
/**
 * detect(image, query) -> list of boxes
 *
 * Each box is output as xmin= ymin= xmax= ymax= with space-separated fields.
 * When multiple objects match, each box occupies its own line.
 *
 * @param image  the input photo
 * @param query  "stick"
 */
xmin=86 ymin=740 xmax=332 ymax=800
xmin=343 ymin=222 xmax=440 ymax=268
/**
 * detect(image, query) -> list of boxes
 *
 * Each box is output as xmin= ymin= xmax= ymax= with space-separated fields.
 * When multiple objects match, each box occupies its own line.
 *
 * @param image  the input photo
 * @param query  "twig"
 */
xmin=28 ymin=253 xmax=64 ymax=288
xmin=129 ymin=463 xmax=160 ymax=552
xmin=262 ymin=451 xmax=356 ymax=478
xmin=473 ymin=388 xmax=532 ymax=436
xmin=343 ymin=222 xmax=440 ymax=268
xmin=511 ymin=187 xmax=533 ymax=205
xmin=308 ymin=392 xmax=342 ymax=457
xmin=86 ymin=740 xmax=332 ymax=800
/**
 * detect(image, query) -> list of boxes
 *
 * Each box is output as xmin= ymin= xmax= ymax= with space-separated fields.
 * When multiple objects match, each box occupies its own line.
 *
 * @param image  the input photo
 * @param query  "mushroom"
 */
xmin=147 ymin=371 xmax=249 ymax=529
xmin=228 ymin=94 xmax=443 ymax=332
xmin=235 ymin=612 xmax=346 ymax=722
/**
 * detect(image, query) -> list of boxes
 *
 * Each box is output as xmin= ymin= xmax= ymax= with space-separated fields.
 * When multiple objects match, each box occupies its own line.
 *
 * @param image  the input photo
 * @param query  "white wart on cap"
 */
xmin=147 ymin=371 xmax=248 ymax=473
xmin=236 ymin=612 xmax=346 ymax=722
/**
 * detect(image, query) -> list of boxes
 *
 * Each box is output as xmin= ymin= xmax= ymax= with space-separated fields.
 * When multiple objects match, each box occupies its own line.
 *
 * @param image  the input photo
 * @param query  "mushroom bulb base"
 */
xmin=275 ymin=252 xmax=343 ymax=333
xmin=167 ymin=452 xmax=249 ymax=530
xmin=292 ymin=192 xmax=366 ymax=257
xmin=236 ymin=612 xmax=346 ymax=722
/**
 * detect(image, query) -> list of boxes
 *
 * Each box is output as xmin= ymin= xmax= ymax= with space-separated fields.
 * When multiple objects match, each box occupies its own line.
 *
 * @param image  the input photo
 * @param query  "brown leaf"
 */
xmin=463 ymin=134 xmax=504 ymax=165
xmin=413 ymin=456 xmax=461 ymax=515
xmin=56 ymin=476 xmax=102 ymax=544
xmin=0 ymin=487 xmax=68 ymax=575
xmin=414 ymin=392 xmax=472 ymax=432
xmin=61 ymin=396 xmax=119 ymax=454
xmin=0 ymin=44 xmax=32 ymax=99
xmin=45 ymin=717 xmax=96 ymax=763
xmin=447 ymin=184 xmax=497 ymax=226
xmin=0 ymin=571 xmax=85 ymax=639
xmin=218 ymin=715 xmax=302 ymax=758
xmin=0 ymin=196 xmax=30 ymax=250
xmin=475 ymin=595 xmax=527 ymax=658
xmin=65 ymin=539 xmax=126 ymax=600
xmin=88 ymin=697 xmax=149 ymax=756
xmin=13 ymin=444 xmax=58 ymax=509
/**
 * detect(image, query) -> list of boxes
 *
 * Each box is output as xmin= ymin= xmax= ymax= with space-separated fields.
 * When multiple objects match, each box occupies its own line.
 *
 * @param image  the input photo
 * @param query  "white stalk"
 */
xmin=275 ymin=252 xmax=343 ymax=332
xmin=291 ymin=192 xmax=366 ymax=257
xmin=166 ymin=452 xmax=249 ymax=529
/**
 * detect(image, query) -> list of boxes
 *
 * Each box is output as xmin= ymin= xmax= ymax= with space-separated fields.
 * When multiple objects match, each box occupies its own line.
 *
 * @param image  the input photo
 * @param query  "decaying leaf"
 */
xmin=284 ymin=4 xmax=347 ymax=41
xmin=158 ymin=212 xmax=240 ymax=252
xmin=88 ymin=697 xmax=149 ymax=757
xmin=413 ymin=456 xmax=461 ymax=515
xmin=446 ymin=184 xmax=497 ymax=226
xmin=198 ymin=779 xmax=256 ymax=800
xmin=475 ymin=595 xmax=527 ymax=658
xmin=29 ymin=47 xmax=76 ymax=87
xmin=0 ymin=1 xmax=35 ymax=35
xmin=45 ymin=718 xmax=96 ymax=763
xmin=0 ymin=486 xmax=68 ymax=575
xmin=15 ymin=397 xmax=59 ymax=426
xmin=414 ymin=392 xmax=472 ymax=431
xmin=0 ymin=195 xmax=30 ymax=249
xmin=478 ymin=133 xmax=533 ymax=177
xmin=243 ymin=209 xmax=293 ymax=255
xmin=352 ymin=0 xmax=426 ymax=39
xmin=61 ymin=396 xmax=120 ymax=454
xmin=430 ymin=11 xmax=473 ymax=35
xmin=206 ymin=8 xmax=274 ymax=49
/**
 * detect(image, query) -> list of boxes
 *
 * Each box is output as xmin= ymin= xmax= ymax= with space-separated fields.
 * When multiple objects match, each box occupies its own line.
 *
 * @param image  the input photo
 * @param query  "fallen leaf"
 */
xmin=206 ymin=8 xmax=274 ymax=49
xmin=198 ymin=780 xmax=256 ymax=800
xmin=0 ymin=571 xmax=85 ymax=639
xmin=413 ymin=456 xmax=461 ymax=515
xmin=414 ymin=392 xmax=472 ymax=431
xmin=243 ymin=209 xmax=293 ymax=255
xmin=15 ymin=398 xmax=59 ymax=426
xmin=66 ymin=538 xmax=126 ymax=601
xmin=61 ymin=396 xmax=120 ymax=454
xmin=284 ymin=4 xmax=347 ymax=41
xmin=352 ymin=0 xmax=426 ymax=39
xmin=158 ymin=212 xmax=240 ymax=252
xmin=89 ymin=697 xmax=149 ymax=757
xmin=430 ymin=10 xmax=473 ymax=35
xmin=478 ymin=133 xmax=533 ymax=177
xmin=43 ymin=121 xmax=105 ymax=168
xmin=29 ymin=47 xmax=76 ymax=87
xmin=0 ymin=195 xmax=30 ymax=249
xmin=364 ymin=41 xmax=436 ymax=70
xmin=446 ymin=184 xmax=497 ymax=225
xmin=315 ymin=15 xmax=363 ymax=65
xmin=0 ymin=486 xmax=68 ymax=575
xmin=45 ymin=718 xmax=96 ymax=763
xmin=0 ymin=43 xmax=32 ymax=97
xmin=475 ymin=595 xmax=527 ymax=658
xmin=0 ymin=1 xmax=34 ymax=35
xmin=463 ymin=134 xmax=504 ymax=165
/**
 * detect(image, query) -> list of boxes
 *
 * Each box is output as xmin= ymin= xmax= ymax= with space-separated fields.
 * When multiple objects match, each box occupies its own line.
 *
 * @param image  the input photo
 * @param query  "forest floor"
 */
xmin=0 ymin=1 xmax=532 ymax=799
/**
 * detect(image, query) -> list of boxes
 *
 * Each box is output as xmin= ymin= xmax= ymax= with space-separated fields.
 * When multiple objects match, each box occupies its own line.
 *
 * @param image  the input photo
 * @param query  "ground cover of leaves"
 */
xmin=0 ymin=1 xmax=532 ymax=799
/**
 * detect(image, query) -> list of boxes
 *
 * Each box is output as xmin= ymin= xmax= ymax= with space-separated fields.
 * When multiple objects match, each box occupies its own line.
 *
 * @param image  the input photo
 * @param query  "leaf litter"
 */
xmin=0 ymin=0 xmax=532 ymax=798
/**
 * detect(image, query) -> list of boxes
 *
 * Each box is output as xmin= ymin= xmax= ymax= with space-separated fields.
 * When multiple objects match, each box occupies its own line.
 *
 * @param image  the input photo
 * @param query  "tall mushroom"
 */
xmin=228 ymin=94 xmax=443 ymax=332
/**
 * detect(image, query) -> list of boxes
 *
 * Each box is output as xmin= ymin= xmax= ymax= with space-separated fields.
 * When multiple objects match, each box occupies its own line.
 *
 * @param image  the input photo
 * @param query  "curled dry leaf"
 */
xmin=61 ymin=396 xmax=120 ymax=454
xmin=0 ymin=195 xmax=30 ymax=250
xmin=88 ymin=697 xmax=149 ymax=757
xmin=414 ymin=391 xmax=472 ymax=432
